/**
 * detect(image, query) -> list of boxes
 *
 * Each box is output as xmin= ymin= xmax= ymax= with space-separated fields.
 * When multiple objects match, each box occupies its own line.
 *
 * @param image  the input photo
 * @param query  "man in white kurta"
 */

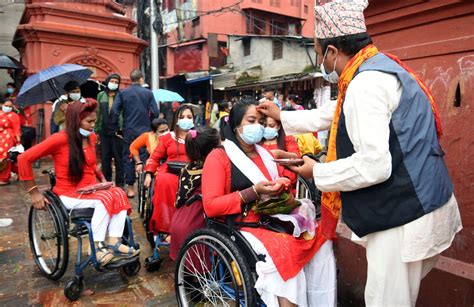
xmin=258 ymin=1 xmax=462 ymax=306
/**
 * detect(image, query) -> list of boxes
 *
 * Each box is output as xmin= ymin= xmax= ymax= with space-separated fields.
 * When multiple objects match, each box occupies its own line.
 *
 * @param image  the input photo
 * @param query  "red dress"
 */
xmin=18 ymin=131 xmax=131 ymax=215
xmin=261 ymin=136 xmax=300 ymax=186
xmin=145 ymin=132 xmax=189 ymax=234
xmin=0 ymin=111 xmax=20 ymax=182
xmin=202 ymin=148 xmax=327 ymax=281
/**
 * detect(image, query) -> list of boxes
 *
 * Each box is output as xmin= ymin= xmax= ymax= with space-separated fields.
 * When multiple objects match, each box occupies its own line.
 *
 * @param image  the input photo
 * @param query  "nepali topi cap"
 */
xmin=315 ymin=0 xmax=369 ymax=39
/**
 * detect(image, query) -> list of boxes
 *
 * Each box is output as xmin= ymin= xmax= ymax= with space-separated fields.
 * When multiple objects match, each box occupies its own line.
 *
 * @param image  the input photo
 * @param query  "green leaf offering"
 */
xmin=253 ymin=192 xmax=301 ymax=215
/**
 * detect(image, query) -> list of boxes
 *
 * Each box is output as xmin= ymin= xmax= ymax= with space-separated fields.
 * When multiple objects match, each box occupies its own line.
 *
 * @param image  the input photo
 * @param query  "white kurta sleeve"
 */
xmin=280 ymin=99 xmax=337 ymax=135
xmin=313 ymin=71 xmax=402 ymax=192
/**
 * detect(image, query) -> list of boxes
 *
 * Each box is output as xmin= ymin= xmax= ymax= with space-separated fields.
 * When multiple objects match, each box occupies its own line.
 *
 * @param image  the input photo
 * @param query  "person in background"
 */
xmin=210 ymin=102 xmax=219 ymax=127
xmin=143 ymin=105 xmax=194 ymax=236
xmin=195 ymin=99 xmax=205 ymax=127
xmin=205 ymin=100 xmax=212 ymax=126
xmin=4 ymin=82 xmax=17 ymax=101
xmin=169 ymin=128 xmax=221 ymax=260
xmin=19 ymin=100 xmax=138 ymax=265
xmin=111 ymin=69 xmax=159 ymax=198
xmin=261 ymin=87 xmax=282 ymax=109
xmin=0 ymin=98 xmax=21 ymax=185
xmin=278 ymin=94 xmax=285 ymax=109
xmin=213 ymin=100 xmax=231 ymax=130
xmin=283 ymin=108 xmax=323 ymax=156
xmin=51 ymin=81 xmax=84 ymax=132
xmin=261 ymin=115 xmax=299 ymax=187
xmin=130 ymin=118 xmax=169 ymax=174
xmin=288 ymin=94 xmax=304 ymax=110
xmin=96 ymin=73 xmax=125 ymax=189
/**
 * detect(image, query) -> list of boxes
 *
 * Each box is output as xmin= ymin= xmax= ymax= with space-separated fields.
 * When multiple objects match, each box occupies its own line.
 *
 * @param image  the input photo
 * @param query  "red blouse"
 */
xmin=144 ymin=132 xmax=189 ymax=174
xmin=18 ymin=131 xmax=102 ymax=198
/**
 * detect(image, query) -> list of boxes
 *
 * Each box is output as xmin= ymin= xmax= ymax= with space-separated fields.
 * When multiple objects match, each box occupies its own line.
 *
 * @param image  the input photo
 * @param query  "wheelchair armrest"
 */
xmin=41 ymin=169 xmax=56 ymax=188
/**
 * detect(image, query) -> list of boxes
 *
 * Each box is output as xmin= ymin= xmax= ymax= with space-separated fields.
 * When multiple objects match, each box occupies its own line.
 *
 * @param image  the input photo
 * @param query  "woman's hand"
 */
xmin=288 ymin=156 xmax=317 ymax=179
xmin=144 ymin=173 xmax=152 ymax=188
xmin=255 ymin=181 xmax=285 ymax=197
xmin=135 ymin=163 xmax=143 ymax=174
xmin=30 ymin=189 xmax=50 ymax=209
xmin=271 ymin=149 xmax=298 ymax=160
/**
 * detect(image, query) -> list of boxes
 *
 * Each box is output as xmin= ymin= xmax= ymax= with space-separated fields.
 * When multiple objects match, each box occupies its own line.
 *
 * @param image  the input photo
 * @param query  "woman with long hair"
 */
xmin=19 ymin=100 xmax=138 ymax=266
xmin=202 ymin=99 xmax=336 ymax=307
xmin=143 ymin=104 xmax=194 ymax=235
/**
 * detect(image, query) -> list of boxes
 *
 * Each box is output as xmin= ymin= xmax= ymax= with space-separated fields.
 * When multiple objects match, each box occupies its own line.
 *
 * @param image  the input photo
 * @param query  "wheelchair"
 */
xmin=136 ymin=171 xmax=147 ymax=218
xmin=174 ymin=216 xmax=263 ymax=306
xmin=28 ymin=170 xmax=141 ymax=301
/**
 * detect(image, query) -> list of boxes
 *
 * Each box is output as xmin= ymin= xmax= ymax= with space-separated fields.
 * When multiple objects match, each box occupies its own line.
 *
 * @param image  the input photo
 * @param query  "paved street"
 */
xmin=0 ymin=164 xmax=177 ymax=306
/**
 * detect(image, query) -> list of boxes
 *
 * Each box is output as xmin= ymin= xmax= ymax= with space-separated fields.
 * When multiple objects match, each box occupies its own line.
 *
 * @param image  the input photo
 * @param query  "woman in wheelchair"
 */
xmin=19 ymin=100 xmax=139 ymax=267
xmin=143 ymin=104 xmax=194 ymax=236
xmin=130 ymin=118 xmax=169 ymax=174
xmin=169 ymin=128 xmax=220 ymax=260
xmin=202 ymin=99 xmax=336 ymax=307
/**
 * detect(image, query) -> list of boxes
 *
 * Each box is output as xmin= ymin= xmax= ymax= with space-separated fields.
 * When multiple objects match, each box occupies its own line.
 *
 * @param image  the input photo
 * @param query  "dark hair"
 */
xmin=220 ymin=98 xmax=258 ymax=146
xmin=104 ymin=73 xmax=121 ymax=93
xmin=318 ymin=32 xmax=373 ymax=57
xmin=64 ymin=80 xmax=80 ymax=92
xmin=7 ymin=82 xmax=15 ymax=88
xmin=151 ymin=118 xmax=168 ymax=132
xmin=263 ymin=87 xmax=276 ymax=94
xmin=130 ymin=69 xmax=143 ymax=83
xmin=171 ymin=104 xmax=195 ymax=133
xmin=65 ymin=100 xmax=98 ymax=184
xmin=218 ymin=100 xmax=230 ymax=112
xmin=288 ymin=94 xmax=298 ymax=103
xmin=185 ymin=128 xmax=220 ymax=162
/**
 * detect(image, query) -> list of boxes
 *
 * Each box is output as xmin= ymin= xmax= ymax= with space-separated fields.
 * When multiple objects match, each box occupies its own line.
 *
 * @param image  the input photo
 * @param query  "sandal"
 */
xmin=95 ymin=242 xmax=115 ymax=266
xmin=107 ymin=241 xmax=139 ymax=259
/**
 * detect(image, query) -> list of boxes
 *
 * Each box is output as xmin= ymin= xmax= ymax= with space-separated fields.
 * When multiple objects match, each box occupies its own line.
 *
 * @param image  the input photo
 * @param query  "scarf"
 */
xmin=320 ymin=44 xmax=443 ymax=240
xmin=148 ymin=132 xmax=159 ymax=154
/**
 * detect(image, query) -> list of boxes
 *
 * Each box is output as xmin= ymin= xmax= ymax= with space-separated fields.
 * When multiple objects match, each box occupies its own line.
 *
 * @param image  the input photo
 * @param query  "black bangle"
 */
xmin=135 ymin=162 xmax=143 ymax=165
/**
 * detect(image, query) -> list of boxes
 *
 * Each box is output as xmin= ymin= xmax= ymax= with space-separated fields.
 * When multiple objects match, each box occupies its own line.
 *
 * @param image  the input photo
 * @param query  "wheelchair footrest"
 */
xmin=103 ymin=255 xmax=139 ymax=270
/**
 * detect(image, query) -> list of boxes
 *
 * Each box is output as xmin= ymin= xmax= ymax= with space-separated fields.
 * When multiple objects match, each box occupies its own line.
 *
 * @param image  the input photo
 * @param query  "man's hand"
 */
xmin=288 ymin=156 xmax=317 ymax=179
xmin=135 ymin=164 xmax=143 ymax=174
xmin=257 ymin=101 xmax=281 ymax=121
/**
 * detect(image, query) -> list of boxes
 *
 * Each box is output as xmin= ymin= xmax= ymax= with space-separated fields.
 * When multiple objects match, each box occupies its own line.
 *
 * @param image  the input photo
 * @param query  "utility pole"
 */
xmin=150 ymin=0 xmax=160 ymax=89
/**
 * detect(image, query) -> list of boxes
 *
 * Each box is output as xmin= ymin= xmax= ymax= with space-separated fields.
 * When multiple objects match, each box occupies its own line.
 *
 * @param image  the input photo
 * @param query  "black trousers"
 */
xmin=100 ymin=134 xmax=125 ymax=187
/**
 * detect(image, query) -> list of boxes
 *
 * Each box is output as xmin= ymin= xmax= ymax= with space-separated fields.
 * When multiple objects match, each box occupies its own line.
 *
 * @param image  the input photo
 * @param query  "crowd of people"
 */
xmin=0 ymin=1 xmax=464 ymax=306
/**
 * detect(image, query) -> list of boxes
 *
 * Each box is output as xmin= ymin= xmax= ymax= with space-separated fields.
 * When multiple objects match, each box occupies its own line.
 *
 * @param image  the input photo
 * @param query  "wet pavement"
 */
xmin=0 ymin=164 xmax=178 ymax=306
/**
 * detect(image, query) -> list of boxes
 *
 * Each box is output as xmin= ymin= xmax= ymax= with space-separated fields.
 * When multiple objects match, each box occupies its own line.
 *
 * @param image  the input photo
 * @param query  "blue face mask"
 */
xmin=263 ymin=127 xmax=279 ymax=140
xmin=2 ymin=106 xmax=12 ymax=113
xmin=177 ymin=118 xmax=194 ymax=131
xmin=239 ymin=124 xmax=264 ymax=145
xmin=6 ymin=88 xmax=14 ymax=94
xmin=79 ymin=128 xmax=92 ymax=137
xmin=320 ymin=47 xmax=339 ymax=83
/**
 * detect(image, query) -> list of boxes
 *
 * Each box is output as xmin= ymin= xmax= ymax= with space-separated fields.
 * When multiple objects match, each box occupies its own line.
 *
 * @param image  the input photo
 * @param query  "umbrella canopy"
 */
xmin=153 ymin=89 xmax=184 ymax=102
xmin=15 ymin=64 xmax=92 ymax=106
xmin=0 ymin=53 xmax=25 ymax=70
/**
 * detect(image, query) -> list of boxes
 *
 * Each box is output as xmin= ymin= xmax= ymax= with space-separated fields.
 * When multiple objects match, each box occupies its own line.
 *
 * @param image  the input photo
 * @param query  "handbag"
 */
xmin=167 ymin=161 xmax=187 ymax=175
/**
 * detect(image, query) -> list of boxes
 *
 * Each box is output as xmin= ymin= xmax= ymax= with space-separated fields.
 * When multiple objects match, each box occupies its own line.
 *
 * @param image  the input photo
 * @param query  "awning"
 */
xmin=168 ymin=39 xmax=207 ymax=49
xmin=185 ymin=76 xmax=210 ymax=84
xmin=213 ymin=73 xmax=236 ymax=90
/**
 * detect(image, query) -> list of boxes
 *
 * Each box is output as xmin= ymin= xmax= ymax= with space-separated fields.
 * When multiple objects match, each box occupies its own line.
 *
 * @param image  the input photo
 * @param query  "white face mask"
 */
xmin=108 ymin=82 xmax=119 ymax=91
xmin=69 ymin=92 xmax=82 ymax=101
xmin=2 ymin=106 xmax=13 ymax=113
xmin=320 ymin=47 xmax=339 ymax=83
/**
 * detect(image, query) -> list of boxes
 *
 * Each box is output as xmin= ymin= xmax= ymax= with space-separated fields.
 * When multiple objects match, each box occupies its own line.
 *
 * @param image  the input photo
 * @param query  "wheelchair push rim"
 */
xmin=28 ymin=204 xmax=69 ymax=280
xmin=175 ymin=230 xmax=256 ymax=307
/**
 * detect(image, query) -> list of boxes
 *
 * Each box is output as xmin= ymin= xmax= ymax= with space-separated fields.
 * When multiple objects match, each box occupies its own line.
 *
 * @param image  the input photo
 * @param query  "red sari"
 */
xmin=202 ymin=148 xmax=328 ymax=281
xmin=0 ymin=111 xmax=20 ymax=182
xmin=18 ymin=131 xmax=131 ymax=215
xmin=145 ymin=132 xmax=189 ymax=234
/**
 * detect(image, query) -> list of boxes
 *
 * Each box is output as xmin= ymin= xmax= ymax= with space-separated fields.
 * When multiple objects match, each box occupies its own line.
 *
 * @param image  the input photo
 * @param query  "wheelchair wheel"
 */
xmin=137 ymin=172 xmax=146 ymax=216
xmin=175 ymin=228 xmax=257 ymax=307
xmin=296 ymin=176 xmax=322 ymax=219
xmin=143 ymin=178 xmax=155 ymax=248
xmin=28 ymin=203 xmax=69 ymax=280
xmin=64 ymin=276 xmax=84 ymax=301
xmin=123 ymin=258 xmax=141 ymax=276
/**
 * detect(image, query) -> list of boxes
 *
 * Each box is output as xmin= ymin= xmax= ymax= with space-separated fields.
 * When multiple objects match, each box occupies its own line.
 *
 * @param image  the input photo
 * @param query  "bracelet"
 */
xmin=240 ymin=187 xmax=258 ymax=205
xmin=26 ymin=185 xmax=38 ymax=194
xmin=252 ymin=185 xmax=259 ymax=198
xmin=238 ymin=191 xmax=245 ymax=204
xmin=135 ymin=162 xmax=143 ymax=165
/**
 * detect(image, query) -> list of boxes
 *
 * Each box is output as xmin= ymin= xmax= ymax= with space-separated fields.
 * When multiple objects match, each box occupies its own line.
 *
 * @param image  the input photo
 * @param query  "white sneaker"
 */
xmin=0 ymin=218 xmax=13 ymax=227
